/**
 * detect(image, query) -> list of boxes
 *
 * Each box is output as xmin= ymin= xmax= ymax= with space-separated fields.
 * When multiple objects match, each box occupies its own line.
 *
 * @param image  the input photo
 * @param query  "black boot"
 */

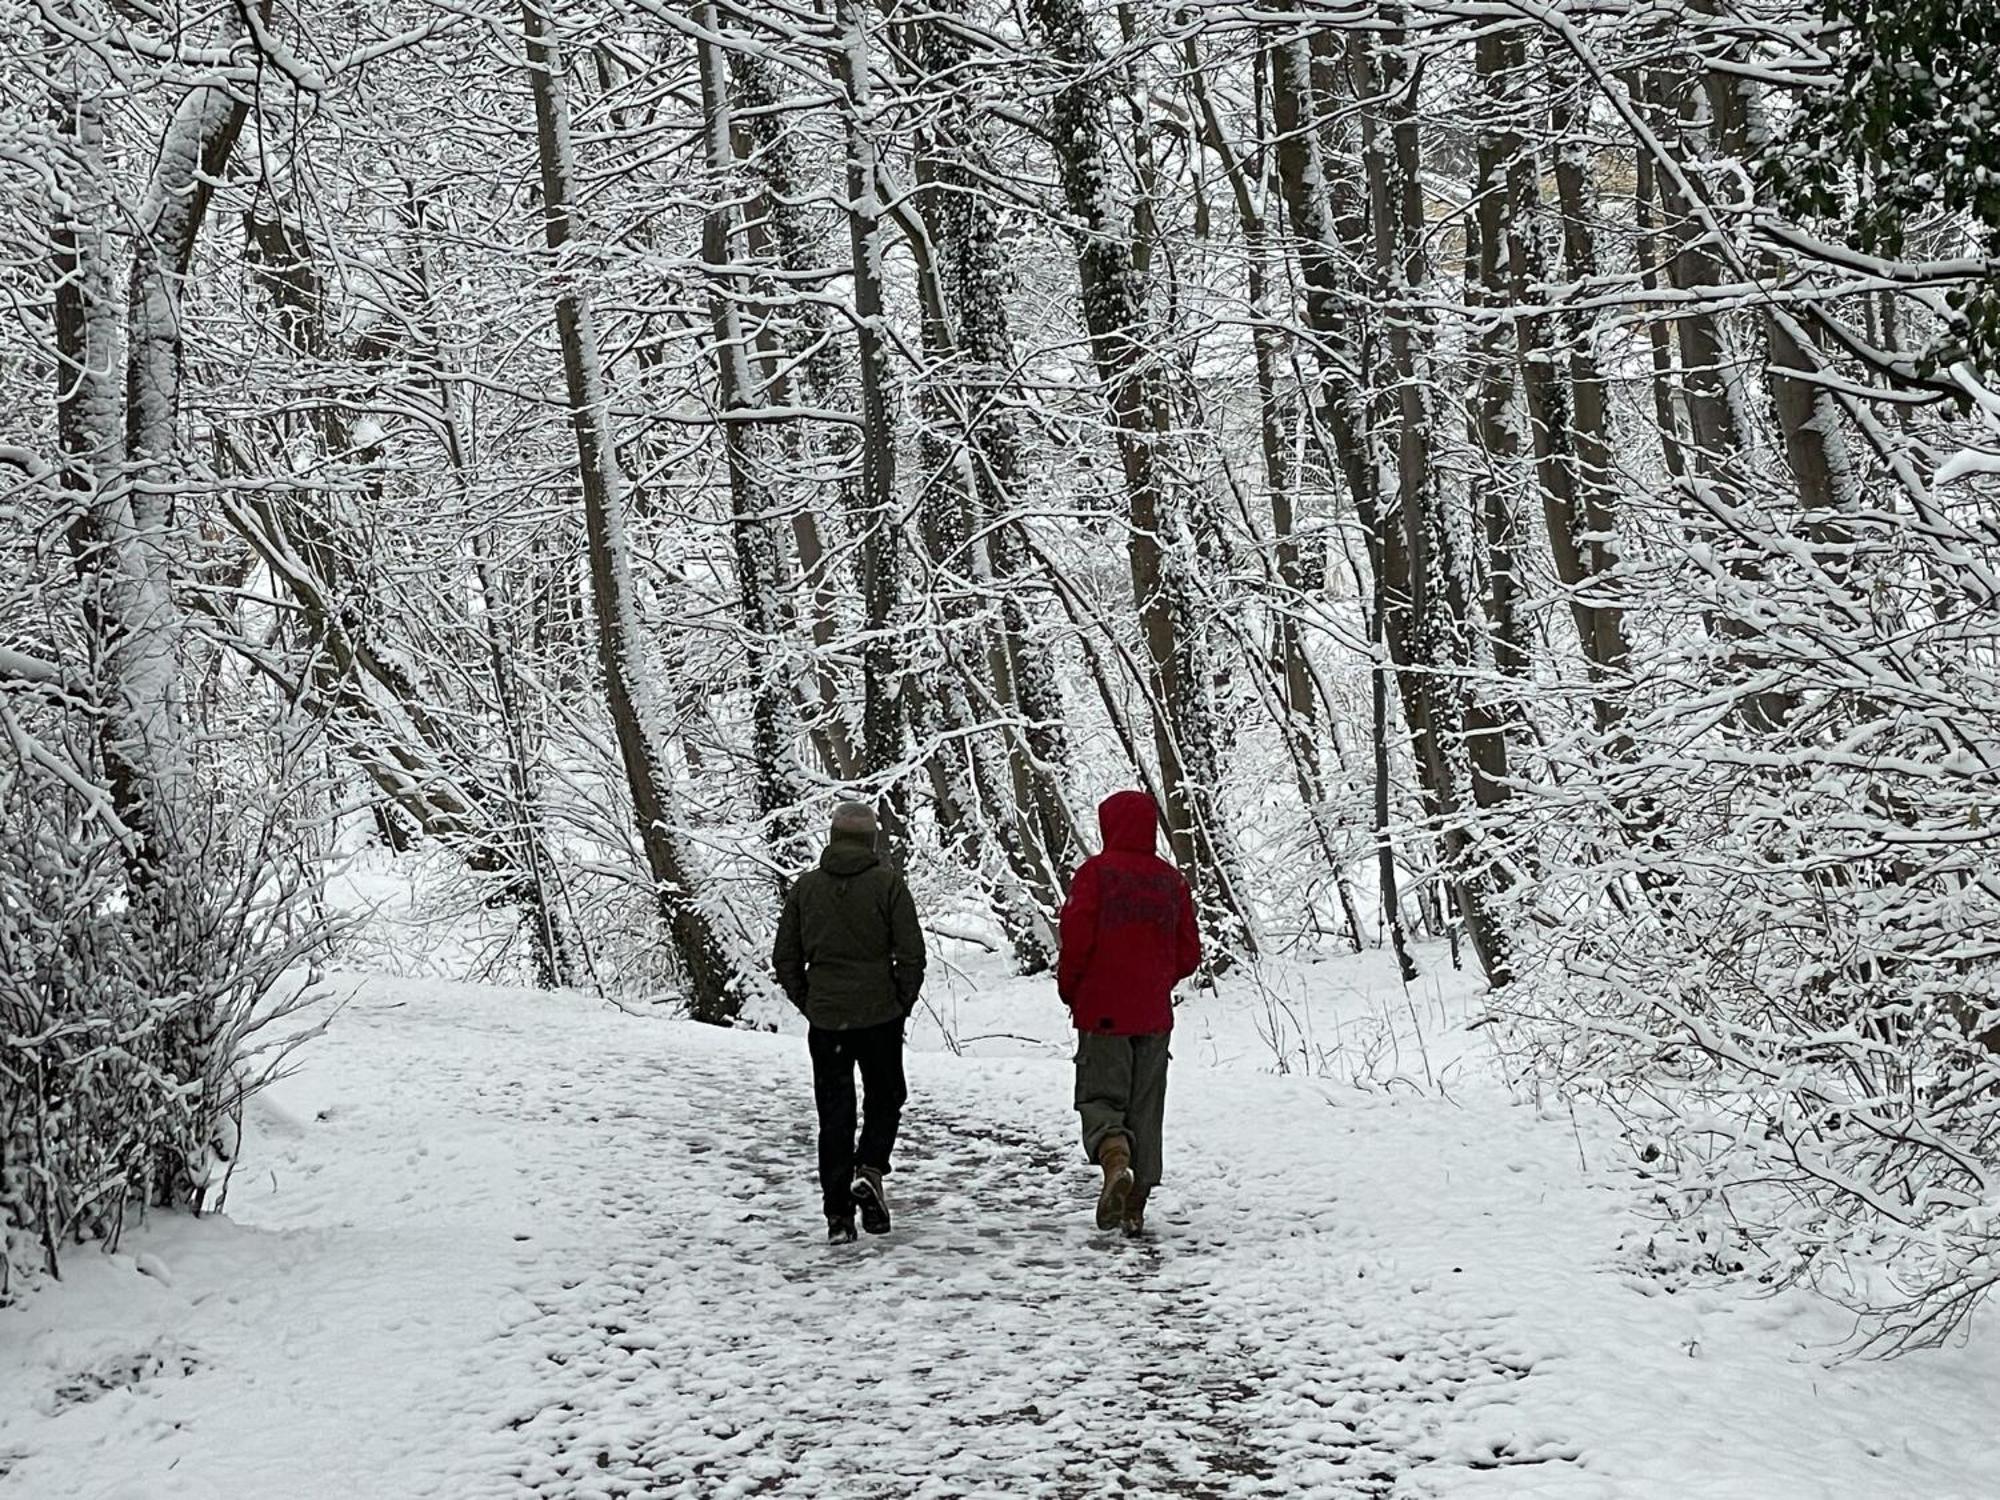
xmin=851 ymin=1165 xmax=892 ymax=1234
xmin=827 ymin=1214 xmax=857 ymax=1244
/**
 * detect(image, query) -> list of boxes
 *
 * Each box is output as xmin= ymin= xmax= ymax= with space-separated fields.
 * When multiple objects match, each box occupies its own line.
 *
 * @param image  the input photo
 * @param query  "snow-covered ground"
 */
xmin=4 ymin=946 xmax=1998 ymax=1498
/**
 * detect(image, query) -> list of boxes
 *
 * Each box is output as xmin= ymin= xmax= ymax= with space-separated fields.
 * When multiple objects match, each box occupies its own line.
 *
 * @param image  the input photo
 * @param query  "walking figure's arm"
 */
xmin=1173 ymin=876 xmax=1201 ymax=985
xmin=1056 ymin=864 xmax=1100 ymax=1009
xmin=773 ymin=884 xmax=808 ymax=1012
xmin=889 ymin=874 xmax=926 ymax=1016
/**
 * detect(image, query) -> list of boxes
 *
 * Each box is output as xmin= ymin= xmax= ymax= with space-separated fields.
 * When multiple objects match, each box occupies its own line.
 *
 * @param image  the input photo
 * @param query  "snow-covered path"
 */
xmin=447 ymin=1029 xmax=1555 ymax=1498
xmin=5 ymin=968 xmax=1999 ymax=1499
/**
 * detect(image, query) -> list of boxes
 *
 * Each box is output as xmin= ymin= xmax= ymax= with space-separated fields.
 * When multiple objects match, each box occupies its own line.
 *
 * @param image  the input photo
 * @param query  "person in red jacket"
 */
xmin=1057 ymin=789 xmax=1202 ymax=1235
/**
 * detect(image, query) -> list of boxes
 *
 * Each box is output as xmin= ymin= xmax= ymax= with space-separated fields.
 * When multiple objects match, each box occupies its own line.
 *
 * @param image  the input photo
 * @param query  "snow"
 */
xmin=1934 ymin=446 xmax=2000 ymax=486
xmin=5 ymin=951 xmax=2000 ymax=1497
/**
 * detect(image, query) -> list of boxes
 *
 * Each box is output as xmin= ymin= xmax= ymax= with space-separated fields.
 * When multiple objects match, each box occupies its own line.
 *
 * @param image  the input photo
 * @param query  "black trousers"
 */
xmin=808 ymin=1018 xmax=907 ymax=1220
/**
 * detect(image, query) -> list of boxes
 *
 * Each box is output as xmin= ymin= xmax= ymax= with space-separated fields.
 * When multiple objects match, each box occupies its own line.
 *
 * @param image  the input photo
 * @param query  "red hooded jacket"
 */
xmin=1057 ymin=791 xmax=1202 ymax=1035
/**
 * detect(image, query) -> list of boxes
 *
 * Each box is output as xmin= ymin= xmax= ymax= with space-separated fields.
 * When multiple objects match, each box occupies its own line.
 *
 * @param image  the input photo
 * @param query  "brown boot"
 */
xmin=1121 ymin=1186 xmax=1149 ymax=1238
xmin=1096 ymin=1135 xmax=1135 ymax=1230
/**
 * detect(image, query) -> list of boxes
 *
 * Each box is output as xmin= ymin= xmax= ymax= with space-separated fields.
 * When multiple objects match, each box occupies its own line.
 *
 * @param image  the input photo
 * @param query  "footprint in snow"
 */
xmin=435 ymin=1041 xmax=1574 ymax=1498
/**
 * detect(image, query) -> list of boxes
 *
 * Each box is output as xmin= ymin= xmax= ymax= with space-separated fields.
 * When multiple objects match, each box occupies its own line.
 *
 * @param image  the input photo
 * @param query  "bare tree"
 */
xmin=1028 ymin=0 xmax=1256 ymax=956
xmin=522 ymin=0 xmax=739 ymax=1021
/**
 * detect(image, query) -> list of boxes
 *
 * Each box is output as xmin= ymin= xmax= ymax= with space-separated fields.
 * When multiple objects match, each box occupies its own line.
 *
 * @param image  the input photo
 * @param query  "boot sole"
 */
xmin=1096 ymin=1167 xmax=1135 ymax=1231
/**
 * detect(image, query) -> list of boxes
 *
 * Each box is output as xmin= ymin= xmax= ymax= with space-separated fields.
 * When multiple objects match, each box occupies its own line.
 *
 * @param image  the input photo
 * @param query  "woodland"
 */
xmin=2 ymin=0 xmax=1999 ymax=1351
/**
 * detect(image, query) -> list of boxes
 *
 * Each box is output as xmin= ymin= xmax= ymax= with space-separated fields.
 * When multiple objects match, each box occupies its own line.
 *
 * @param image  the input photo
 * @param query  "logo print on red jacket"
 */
xmin=1097 ymin=865 xmax=1183 ymax=934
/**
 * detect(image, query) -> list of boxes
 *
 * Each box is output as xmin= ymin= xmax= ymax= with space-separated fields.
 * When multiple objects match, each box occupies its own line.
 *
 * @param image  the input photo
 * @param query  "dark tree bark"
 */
xmin=1268 ymin=22 xmax=1514 ymax=984
xmin=899 ymin=222 xmax=1060 ymax=971
xmin=729 ymin=52 xmax=864 ymax=784
xmin=523 ymin=0 xmax=739 ymax=1022
xmin=693 ymin=12 xmax=810 ymax=863
xmin=908 ymin=0 xmax=1082 ymax=895
xmin=831 ymin=0 xmax=911 ymax=855
xmin=1466 ymin=28 xmax=1533 ymax=682
xmin=1186 ymin=44 xmax=1366 ymax=953
xmin=1028 ymin=0 xmax=1257 ymax=958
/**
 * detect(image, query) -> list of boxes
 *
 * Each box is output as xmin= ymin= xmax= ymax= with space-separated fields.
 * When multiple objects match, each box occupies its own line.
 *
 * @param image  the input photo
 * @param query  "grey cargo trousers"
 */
xmin=1074 ymin=1030 xmax=1171 ymax=1189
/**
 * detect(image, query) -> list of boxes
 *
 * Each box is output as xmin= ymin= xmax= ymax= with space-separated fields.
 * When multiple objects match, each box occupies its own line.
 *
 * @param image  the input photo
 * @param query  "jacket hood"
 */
xmin=820 ymin=833 xmax=881 ymax=877
xmin=1097 ymin=790 xmax=1160 ymax=855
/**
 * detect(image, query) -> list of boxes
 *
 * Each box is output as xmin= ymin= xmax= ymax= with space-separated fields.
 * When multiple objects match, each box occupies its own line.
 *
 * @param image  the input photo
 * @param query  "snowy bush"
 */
xmin=0 ymin=727 xmax=329 ymax=1304
xmin=1513 ymin=843 xmax=2000 ymax=1348
xmin=1503 ymin=493 xmax=2000 ymax=1352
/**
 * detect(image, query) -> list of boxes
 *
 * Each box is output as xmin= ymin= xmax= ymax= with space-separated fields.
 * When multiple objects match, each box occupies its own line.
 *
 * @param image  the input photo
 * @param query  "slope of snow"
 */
xmin=3 ymin=952 xmax=1998 ymax=1498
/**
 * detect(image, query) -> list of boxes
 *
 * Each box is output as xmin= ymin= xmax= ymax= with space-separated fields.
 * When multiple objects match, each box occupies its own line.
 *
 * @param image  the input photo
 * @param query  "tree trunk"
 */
xmin=235 ymin=202 xmax=581 ymax=989
xmin=1028 ymin=0 xmax=1256 ymax=958
xmin=1695 ymin=42 xmax=1862 ymax=560
xmin=522 ymin=0 xmax=738 ymax=1022
xmin=1541 ymin=61 xmax=1637 ymax=726
xmin=692 ymin=10 xmax=811 ymax=863
xmin=55 ymin=28 xmax=253 ymax=892
xmin=1639 ymin=61 xmax=1797 ymax=735
xmin=729 ymin=52 xmax=864 ymax=785
xmin=900 ymin=224 xmax=1060 ymax=969
xmin=1186 ymin=45 xmax=1365 ymax=952
xmin=51 ymin=93 xmax=163 ymax=877
xmin=1373 ymin=615 xmax=1418 ymax=982
xmin=471 ymin=539 xmax=582 ymax=991
xmin=1466 ymin=28 xmax=1532 ymax=682
xmin=832 ymin=0 xmax=910 ymax=854
xmin=1269 ymin=22 xmax=1513 ymax=984
xmin=909 ymin=0 xmax=1081 ymax=891
xmin=1358 ymin=20 xmax=1514 ymax=984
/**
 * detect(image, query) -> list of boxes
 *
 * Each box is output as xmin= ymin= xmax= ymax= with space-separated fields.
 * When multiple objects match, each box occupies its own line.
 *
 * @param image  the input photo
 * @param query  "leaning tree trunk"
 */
xmin=1268 ymin=22 xmax=1513 ymax=984
xmin=56 ymin=32 xmax=256 ymax=892
xmin=233 ymin=202 xmax=582 ymax=989
xmin=692 ymin=9 xmax=811 ymax=865
xmin=1185 ymin=43 xmax=1366 ymax=952
xmin=830 ymin=0 xmax=911 ymax=855
xmin=54 ymin=14 xmax=268 ymax=1210
xmin=909 ymin=0 xmax=1081 ymax=894
xmin=1027 ymin=0 xmax=1256 ymax=958
xmin=522 ymin=0 xmax=739 ymax=1022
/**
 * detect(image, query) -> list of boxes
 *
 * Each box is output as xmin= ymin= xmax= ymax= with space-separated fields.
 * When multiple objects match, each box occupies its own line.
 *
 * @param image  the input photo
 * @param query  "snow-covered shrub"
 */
xmin=0 ymin=723 xmax=329 ymax=1304
xmin=1502 ymin=478 xmax=2000 ymax=1352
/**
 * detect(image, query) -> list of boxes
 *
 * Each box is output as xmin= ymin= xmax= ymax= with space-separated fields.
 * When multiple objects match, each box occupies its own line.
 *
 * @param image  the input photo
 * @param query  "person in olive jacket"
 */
xmin=773 ymin=801 xmax=926 ymax=1243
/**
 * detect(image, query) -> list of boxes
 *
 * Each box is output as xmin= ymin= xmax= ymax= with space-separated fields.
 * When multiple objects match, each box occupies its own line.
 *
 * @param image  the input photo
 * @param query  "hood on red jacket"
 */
xmin=1098 ymin=790 xmax=1160 ymax=855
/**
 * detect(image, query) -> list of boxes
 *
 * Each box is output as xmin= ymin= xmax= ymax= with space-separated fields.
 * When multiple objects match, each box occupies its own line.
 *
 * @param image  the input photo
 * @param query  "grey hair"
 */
xmin=830 ymin=800 xmax=879 ymax=839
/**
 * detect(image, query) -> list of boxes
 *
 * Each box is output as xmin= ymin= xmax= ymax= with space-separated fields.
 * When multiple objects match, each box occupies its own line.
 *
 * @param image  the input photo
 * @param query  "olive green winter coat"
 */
xmin=772 ymin=832 xmax=926 ymax=1030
